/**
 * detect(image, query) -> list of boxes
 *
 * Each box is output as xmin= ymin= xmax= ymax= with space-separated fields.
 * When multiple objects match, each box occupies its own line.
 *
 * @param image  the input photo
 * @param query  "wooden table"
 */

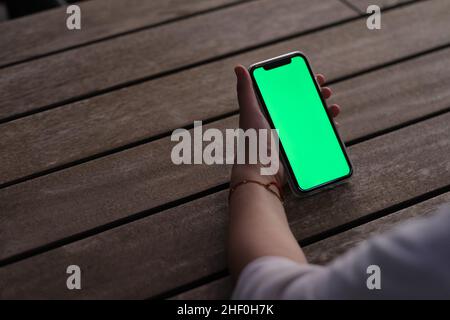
xmin=0 ymin=0 xmax=449 ymax=299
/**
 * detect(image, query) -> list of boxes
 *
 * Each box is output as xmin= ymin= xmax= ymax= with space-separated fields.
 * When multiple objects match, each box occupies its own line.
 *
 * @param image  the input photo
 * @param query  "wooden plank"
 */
xmin=171 ymin=278 xmax=233 ymax=300
xmin=328 ymin=47 xmax=450 ymax=142
xmin=174 ymin=191 xmax=450 ymax=299
xmin=345 ymin=0 xmax=415 ymax=12
xmin=0 ymin=116 xmax=234 ymax=262
xmin=1 ymin=0 xmax=450 ymax=186
xmin=0 ymin=0 xmax=242 ymax=68
xmin=0 ymin=0 xmax=356 ymax=120
xmin=302 ymin=195 xmax=450 ymax=265
xmin=1 ymin=113 xmax=450 ymax=299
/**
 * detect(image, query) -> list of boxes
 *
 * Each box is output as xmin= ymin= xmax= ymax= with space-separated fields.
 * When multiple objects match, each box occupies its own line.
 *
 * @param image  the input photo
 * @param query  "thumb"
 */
xmin=234 ymin=65 xmax=259 ymax=116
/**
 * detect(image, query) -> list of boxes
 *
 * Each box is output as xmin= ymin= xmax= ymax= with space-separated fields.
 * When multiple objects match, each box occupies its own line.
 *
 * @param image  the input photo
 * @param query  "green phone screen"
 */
xmin=252 ymin=55 xmax=351 ymax=191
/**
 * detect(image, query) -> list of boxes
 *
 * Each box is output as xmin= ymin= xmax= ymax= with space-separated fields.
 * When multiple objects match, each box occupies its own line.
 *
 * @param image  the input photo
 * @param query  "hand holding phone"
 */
xmin=236 ymin=52 xmax=352 ymax=194
xmin=243 ymin=52 xmax=352 ymax=195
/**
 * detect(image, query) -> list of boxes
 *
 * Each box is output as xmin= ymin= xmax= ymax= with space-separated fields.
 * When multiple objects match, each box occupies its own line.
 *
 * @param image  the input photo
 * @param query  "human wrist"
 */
xmin=230 ymin=164 xmax=284 ymax=201
xmin=231 ymin=164 xmax=277 ymax=185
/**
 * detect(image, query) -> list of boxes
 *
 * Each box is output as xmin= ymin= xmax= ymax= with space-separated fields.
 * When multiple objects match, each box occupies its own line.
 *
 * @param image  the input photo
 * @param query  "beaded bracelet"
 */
xmin=229 ymin=179 xmax=284 ymax=203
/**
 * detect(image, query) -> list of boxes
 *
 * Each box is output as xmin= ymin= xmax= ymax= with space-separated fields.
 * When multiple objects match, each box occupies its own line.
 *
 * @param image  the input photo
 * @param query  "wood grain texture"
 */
xmin=2 ymin=0 xmax=450 ymax=186
xmin=0 ymin=116 xmax=236 ymax=262
xmin=172 ymin=277 xmax=233 ymax=300
xmin=302 ymin=193 xmax=450 ymax=265
xmin=2 ymin=34 xmax=450 ymax=260
xmin=0 ymin=0 xmax=356 ymax=120
xmin=3 ymin=55 xmax=450 ymax=263
xmin=345 ymin=0 xmax=416 ymax=12
xmin=0 ymin=0 xmax=242 ymax=67
xmin=1 ymin=113 xmax=450 ymax=299
xmin=328 ymin=47 xmax=450 ymax=141
xmin=174 ymin=191 xmax=450 ymax=299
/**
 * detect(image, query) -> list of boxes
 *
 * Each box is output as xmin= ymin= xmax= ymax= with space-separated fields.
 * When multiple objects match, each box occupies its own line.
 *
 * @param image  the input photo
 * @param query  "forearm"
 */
xmin=227 ymin=165 xmax=307 ymax=281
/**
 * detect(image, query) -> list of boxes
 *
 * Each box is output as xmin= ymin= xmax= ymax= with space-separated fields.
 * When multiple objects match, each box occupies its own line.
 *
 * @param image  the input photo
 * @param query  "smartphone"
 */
xmin=249 ymin=51 xmax=352 ymax=195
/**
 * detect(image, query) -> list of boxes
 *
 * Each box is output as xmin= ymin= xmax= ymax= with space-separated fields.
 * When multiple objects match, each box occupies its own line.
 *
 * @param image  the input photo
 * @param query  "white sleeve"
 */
xmin=232 ymin=256 xmax=328 ymax=300
xmin=232 ymin=204 xmax=450 ymax=300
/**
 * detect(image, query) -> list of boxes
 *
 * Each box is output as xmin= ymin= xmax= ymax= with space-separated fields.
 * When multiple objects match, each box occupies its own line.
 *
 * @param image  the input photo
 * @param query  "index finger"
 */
xmin=316 ymin=74 xmax=326 ymax=86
